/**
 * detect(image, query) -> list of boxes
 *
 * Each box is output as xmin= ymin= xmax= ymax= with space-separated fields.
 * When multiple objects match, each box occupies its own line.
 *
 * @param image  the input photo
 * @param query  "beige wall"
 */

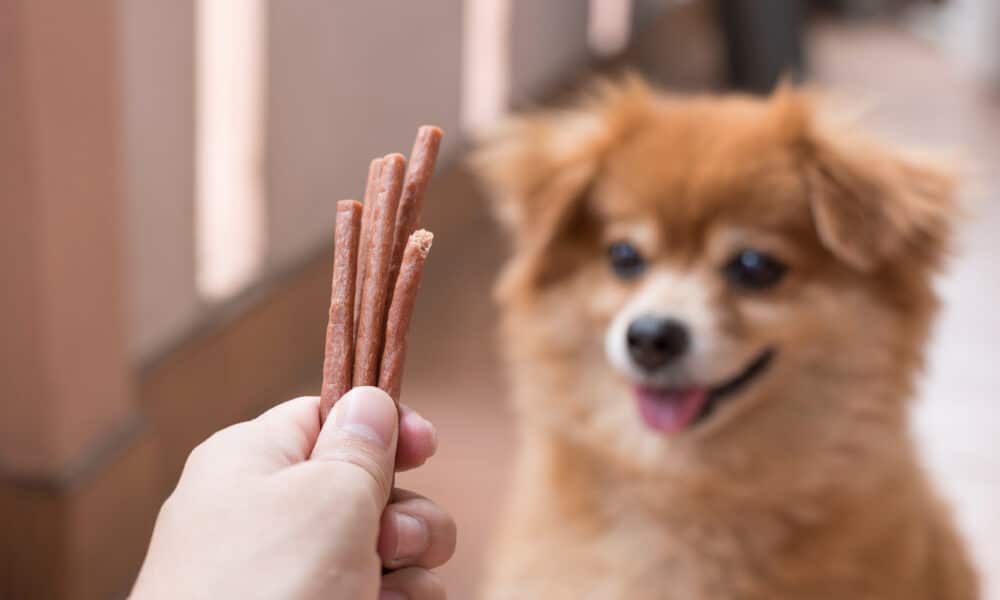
xmin=119 ymin=0 xmax=201 ymax=361
xmin=0 ymin=0 xmax=132 ymax=476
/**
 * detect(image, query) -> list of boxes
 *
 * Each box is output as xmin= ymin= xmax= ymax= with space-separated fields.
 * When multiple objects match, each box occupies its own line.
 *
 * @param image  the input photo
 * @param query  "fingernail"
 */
xmin=390 ymin=513 xmax=429 ymax=566
xmin=378 ymin=591 xmax=406 ymax=600
xmin=333 ymin=386 xmax=396 ymax=449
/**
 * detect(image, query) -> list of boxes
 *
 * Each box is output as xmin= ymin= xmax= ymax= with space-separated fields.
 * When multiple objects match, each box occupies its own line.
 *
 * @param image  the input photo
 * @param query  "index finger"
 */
xmin=251 ymin=395 xmax=325 ymax=466
xmin=396 ymin=403 xmax=438 ymax=471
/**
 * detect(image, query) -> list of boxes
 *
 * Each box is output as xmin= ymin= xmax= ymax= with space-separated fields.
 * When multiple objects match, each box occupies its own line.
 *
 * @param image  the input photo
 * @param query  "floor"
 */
xmin=380 ymin=22 xmax=1000 ymax=600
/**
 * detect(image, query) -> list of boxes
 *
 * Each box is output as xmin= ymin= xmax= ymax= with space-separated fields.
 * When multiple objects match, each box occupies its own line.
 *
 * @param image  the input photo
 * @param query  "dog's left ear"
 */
xmin=805 ymin=139 xmax=955 ymax=272
xmin=776 ymin=91 xmax=957 ymax=272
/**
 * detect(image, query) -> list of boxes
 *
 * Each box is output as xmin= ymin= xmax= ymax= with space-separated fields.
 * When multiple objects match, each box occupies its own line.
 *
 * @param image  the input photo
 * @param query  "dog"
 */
xmin=472 ymin=78 xmax=978 ymax=599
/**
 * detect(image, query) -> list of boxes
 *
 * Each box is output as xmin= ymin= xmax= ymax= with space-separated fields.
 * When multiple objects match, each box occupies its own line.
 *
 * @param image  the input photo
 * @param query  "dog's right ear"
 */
xmin=470 ymin=110 xmax=605 ymax=298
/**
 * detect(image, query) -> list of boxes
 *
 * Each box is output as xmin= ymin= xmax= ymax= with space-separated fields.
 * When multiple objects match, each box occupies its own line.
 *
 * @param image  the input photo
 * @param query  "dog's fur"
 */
xmin=473 ymin=79 xmax=978 ymax=599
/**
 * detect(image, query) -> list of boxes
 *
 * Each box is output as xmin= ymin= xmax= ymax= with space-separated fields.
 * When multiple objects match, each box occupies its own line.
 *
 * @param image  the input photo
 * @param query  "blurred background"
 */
xmin=2 ymin=0 xmax=998 ymax=598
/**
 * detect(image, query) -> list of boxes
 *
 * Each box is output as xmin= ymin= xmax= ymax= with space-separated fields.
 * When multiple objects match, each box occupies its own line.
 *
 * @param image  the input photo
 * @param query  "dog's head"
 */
xmin=474 ymin=79 xmax=955 ymax=476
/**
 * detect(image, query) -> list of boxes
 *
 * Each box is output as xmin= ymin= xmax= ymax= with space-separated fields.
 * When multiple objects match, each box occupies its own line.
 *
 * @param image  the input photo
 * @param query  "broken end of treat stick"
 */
xmin=410 ymin=229 xmax=434 ymax=256
xmin=378 ymin=228 xmax=435 ymax=401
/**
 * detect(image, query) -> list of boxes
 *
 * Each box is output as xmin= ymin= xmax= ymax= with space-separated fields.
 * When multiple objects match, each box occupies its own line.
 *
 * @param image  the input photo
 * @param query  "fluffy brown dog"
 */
xmin=473 ymin=78 xmax=979 ymax=599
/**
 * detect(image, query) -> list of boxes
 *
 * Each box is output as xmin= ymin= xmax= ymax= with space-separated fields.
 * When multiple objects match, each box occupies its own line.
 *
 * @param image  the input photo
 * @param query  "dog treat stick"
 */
xmin=379 ymin=230 xmax=434 ymax=401
xmin=387 ymin=126 xmax=443 ymax=307
xmin=353 ymin=153 xmax=407 ymax=387
xmin=320 ymin=200 xmax=363 ymax=420
xmin=355 ymin=158 xmax=383 ymax=322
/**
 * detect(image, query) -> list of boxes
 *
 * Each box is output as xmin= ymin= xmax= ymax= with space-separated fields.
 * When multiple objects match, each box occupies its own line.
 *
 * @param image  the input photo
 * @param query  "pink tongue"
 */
xmin=635 ymin=386 xmax=710 ymax=434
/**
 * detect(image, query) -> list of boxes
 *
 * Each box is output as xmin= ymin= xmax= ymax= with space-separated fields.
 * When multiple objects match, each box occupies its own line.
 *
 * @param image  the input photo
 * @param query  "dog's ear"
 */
xmin=804 ymin=138 xmax=955 ymax=272
xmin=775 ymin=90 xmax=957 ymax=272
xmin=471 ymin=76 xmax=656 ymax=298
xmin=470 ymin=110 xmax=605 ymax=296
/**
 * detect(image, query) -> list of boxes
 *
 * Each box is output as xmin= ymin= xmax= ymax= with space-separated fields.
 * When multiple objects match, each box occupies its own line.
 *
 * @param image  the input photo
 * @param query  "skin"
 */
xmin=131 ymin=387 xmax=456 ymax=600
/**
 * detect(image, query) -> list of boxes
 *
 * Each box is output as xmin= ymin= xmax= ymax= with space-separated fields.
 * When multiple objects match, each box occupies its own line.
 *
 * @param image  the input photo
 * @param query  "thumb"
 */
xmin=310 ymin=386 xmax=398 ymax=507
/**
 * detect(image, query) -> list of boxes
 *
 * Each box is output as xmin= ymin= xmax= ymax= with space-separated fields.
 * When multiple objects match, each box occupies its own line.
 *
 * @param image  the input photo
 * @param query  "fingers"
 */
xmin=238 ymin=395 xmax=436 ymax=472
xmin=251 ymin=395 xmax=323 ymax=465
xmin=185 ymin=394 xmax=439 ymax=480
xmin=396 ymin=404 xmax=438 ymax=471
xmin=380 ymin=568 xmax=445 ymax=600
xmin=378 ymin=489 xmax=457 ymax=569
xmin=255 ymin=395 xmax=322 ymax=437
xmin=183 ymin=395 xmax=323 ymax=477
xmin=310 ymin=386 xmax=399 ymax=507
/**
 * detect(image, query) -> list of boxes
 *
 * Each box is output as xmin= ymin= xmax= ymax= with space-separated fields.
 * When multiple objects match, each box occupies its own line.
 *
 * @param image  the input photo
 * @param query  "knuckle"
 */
xmin=317 ymin=459 xmax=390 ymax=518
xmin=388 ymin=495 xmax=457 ymax=568
xmin=341 ymin=467 xmax=385 ymax=516
xmin=318 ymin=436 xmax=393 ymax=500
xmin=384 ymin=568 xmax=445 ymax=600
xmin=437 ymin=512 xmax=458 ymax=558
xmin=155 ymin=491 xmax=180 ymax=524
xmin=182 ymin=439 xmax=211 ymax=471
xmin=181 ymin=422 xmax=252 ymax=477
xmin=191 ymin=423 xmax=244 ymax=455
xmin=184 ymin=426 xmax=235 ymax=470
xmin=421 ymin=570 xmax=446 ymax=600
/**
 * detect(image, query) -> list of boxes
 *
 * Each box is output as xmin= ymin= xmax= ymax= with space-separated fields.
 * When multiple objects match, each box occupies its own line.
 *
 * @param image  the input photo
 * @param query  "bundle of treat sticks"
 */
xmin=320 ymin=126 xmax=442 ymax=419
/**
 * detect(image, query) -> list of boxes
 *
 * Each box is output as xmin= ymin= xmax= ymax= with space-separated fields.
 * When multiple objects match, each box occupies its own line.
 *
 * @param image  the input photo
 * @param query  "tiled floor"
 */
xmin=390 ymin=22 xmax=1000 ymax=599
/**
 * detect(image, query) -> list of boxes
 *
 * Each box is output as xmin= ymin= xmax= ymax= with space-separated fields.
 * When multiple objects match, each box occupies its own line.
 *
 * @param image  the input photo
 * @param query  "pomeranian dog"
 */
xmin=472 ymin=78 xmax=978 ymax=599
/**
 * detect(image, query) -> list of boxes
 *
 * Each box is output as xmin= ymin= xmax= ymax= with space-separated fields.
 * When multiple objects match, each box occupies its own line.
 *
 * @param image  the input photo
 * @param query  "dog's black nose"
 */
xmin=626 ymin=316 xmax=689 ymax=371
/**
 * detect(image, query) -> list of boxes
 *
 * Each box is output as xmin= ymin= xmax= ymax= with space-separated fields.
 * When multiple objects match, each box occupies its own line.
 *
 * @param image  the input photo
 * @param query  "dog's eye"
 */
xmin=724 ymin=249 xmax=787 ymax=290
xmin=608 ymin=241 xmax=646 ymax=279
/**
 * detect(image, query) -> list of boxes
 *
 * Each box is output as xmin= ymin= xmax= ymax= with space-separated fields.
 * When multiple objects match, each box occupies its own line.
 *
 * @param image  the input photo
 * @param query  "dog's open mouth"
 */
xmin=634 ymin=348 xmax=775 ymax=434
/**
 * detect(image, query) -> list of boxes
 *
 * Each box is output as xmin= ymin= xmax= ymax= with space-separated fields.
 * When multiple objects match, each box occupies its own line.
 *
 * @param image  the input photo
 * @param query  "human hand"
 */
xmin=131 ymin=388 xmax=455 ymax=600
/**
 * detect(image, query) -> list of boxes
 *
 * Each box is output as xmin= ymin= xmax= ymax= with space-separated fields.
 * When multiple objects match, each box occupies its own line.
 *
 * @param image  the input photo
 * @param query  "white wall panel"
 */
xmin=267 ymin=1 xmax=463 ymax=271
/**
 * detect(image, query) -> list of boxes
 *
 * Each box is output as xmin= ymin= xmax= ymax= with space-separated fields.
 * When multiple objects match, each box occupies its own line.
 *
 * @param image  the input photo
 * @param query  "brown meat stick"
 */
xmin=379 ymin=229 xmax=433 ymax=402
xmin=353 ymin=153 xmax=407 ymax=387
xmin=320 ymin=200 xmax=363 ymax=420
xmin=355 ymin=157 xmax=383 ymax=323
xmin=387 ymin=126 xmax=443 ymax=306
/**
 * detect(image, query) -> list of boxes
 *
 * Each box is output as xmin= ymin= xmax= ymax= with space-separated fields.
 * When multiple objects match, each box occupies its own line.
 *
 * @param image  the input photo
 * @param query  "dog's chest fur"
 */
xmin=483 ymin=433 xmax=974 ymax=600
